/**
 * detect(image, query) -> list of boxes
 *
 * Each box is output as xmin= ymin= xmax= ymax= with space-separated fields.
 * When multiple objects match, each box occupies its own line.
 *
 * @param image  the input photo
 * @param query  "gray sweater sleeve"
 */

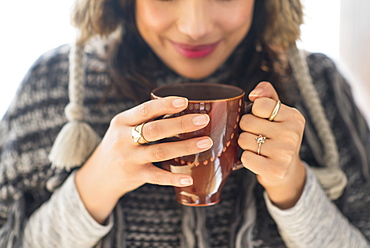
xmin=264 ymin=165 xmax=370 ymax=248
xmin=23 ymin=171 xmax=113 ymax=248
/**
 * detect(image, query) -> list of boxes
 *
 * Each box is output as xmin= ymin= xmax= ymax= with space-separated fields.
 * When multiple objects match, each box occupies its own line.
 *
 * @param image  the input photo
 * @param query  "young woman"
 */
xmin=0 ymin=0 xmax=369 ymax=247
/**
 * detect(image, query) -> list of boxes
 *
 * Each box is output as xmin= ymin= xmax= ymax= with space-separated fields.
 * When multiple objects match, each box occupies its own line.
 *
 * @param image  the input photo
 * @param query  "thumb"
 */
xmin=248 ymin=81 xmax=279 ymax=102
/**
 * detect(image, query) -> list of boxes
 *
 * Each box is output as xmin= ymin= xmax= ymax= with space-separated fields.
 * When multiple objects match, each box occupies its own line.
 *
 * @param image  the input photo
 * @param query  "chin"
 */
xmin=172 ymin=66 xmax=218 ymax=80
xmin=178 ymin=72 xmax=212 ymax=80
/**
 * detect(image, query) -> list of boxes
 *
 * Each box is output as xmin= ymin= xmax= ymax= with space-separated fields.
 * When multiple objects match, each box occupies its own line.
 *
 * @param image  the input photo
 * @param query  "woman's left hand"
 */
xmin=238 ymin=81 xmax=306 ymax=209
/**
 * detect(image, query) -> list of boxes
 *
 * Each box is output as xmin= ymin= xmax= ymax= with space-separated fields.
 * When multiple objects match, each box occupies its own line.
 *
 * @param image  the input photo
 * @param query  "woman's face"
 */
xmin=135 ymin=0 xmax=255 ymax=79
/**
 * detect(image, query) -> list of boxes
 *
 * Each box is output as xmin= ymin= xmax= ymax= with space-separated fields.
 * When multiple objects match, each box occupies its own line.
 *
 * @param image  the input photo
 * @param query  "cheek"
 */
xmin=218 ymin=2 xmax=254 ymax=35
xmin=135 ymin=1 xmax=172 ymax=35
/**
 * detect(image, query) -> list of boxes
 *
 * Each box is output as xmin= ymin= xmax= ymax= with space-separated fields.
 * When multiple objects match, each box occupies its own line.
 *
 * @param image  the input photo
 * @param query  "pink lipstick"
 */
xmin=171 ymin=41 xmax=219 ymax=59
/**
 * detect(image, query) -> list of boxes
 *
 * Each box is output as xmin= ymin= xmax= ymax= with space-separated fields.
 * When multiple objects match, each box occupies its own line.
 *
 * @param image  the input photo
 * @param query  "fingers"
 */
xmin=242 ymin=96 xmax=303 ymax=124
xmin=106 ymin=96 xmax=214 ymax=190
xmin=239 ymin=113 xmax=279 ymax=134
xmin=239 ymin=106 xmax=304 ymax=159
xmin=250 ymin=97 xmax=285 ymax=122
xmin=249 ymin=81 xmax=279 ymax=102
xmin=117 ymin=97 xmax=189 ymax=126
xmin=135 ymin=136 xmax=213 ymax=164
xmin=240 ymin=151 xmax=291 ymax=181
xmin=238 ymin=130 xmax=299 ymax=183
xmin=238 ymin=81 xmax=306 ymax=185
xmin=238 ymin=132 xmax=298 ymax=159
xmin=140 ymin=114 xmax=210 ymax=143
xmin=140 ymin=164 xmax=194 ymax=187
xmin=247 ymin=81 xmax=286 ymax=122
xmin=134 ymin=136 xmax=214 ymax=188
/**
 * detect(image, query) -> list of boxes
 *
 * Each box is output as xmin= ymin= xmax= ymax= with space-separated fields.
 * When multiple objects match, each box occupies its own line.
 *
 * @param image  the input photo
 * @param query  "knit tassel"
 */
xmin=49 ymin=119 xmax=100 ymax=171
xmin=49 ymin=42 xmax=101 ymax=171
xmin=288 ymin=46 xmax=347 ymax=200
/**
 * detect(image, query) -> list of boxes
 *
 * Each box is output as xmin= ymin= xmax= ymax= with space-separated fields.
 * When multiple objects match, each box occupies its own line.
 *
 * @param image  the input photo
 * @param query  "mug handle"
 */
xmin=232 ymin=101 xmax=253 ymax=171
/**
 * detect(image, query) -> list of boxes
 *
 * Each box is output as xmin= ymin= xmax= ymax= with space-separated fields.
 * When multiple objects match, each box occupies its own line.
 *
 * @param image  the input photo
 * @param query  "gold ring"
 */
xmin=255 ymin=135 xmax=266 ymax=155
xmin=268 ymin=100 xmax=281 ymax=121
xmin=132 ymin=123 xmax=149 ymax=145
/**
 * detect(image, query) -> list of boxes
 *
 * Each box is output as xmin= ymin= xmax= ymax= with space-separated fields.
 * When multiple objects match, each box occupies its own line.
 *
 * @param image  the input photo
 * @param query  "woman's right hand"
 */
xmin=75 ymin=97 xmax=212 ymax=223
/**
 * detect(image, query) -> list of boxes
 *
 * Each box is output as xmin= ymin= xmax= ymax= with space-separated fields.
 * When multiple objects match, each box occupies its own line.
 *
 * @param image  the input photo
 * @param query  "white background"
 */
xmin=0 ymin=0 xmax=366 ymax=122
xmin=0 ymin=0 xmax=75 ymax=118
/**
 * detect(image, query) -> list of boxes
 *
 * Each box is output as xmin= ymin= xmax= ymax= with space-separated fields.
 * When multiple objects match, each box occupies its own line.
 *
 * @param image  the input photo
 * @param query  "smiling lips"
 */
xmin=171 ymin=41 xmax=220 ymax=59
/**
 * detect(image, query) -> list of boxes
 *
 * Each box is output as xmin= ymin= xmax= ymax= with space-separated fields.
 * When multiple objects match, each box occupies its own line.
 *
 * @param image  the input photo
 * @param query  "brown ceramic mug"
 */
xmin=151 ymin=83 xmax=249 ymax=206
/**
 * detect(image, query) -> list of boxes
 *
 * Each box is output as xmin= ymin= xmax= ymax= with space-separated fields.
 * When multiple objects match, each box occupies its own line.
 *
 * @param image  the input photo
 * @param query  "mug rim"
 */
xmin=151 ymin=82 xmax=245 ymax=102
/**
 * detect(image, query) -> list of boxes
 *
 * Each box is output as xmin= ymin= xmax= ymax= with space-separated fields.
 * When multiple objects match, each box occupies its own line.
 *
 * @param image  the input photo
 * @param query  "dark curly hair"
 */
xmin=70 ymin=0 xmax=304 ymax=103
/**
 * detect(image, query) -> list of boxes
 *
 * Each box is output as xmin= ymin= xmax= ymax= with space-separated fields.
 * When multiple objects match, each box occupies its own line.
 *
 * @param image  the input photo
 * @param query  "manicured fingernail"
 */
xmin=192 ymin=115 xmax=209 ymax=125
xmin=172 ymin=98 xmax=187 ymax=108
xmin=196 ymin=138 xmax=213 ymax=149
xmin=180 ymin=177 xmax=193 ymax=186
xmin=249 ymin=88 xmax=263 ymax=97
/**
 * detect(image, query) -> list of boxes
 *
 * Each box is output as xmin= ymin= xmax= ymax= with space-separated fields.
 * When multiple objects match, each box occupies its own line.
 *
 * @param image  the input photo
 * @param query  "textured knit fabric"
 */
xmin=264 ymin=164 xmax=367 ymax=247
xmin=23 ymin=171 xmax=113 ymax=247
xmin=0 ymin=44 xmax=369 ymax=247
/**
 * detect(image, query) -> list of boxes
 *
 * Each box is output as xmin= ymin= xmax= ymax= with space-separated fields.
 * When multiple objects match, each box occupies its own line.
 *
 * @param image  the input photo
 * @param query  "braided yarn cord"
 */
xmin=48 ymin=42 xmax=101 ymax=171
xmin=288 ymin=46 xmax=347 ymax=200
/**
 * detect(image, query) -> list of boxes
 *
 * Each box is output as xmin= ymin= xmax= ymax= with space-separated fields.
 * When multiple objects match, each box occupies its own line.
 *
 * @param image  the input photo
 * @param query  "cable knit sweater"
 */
xmin=0 ymin=44 xmax=369 ymax=248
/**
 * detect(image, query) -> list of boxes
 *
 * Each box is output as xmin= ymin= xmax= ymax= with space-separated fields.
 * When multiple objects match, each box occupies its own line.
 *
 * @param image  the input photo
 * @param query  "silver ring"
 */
xmin=268 ymin=100 xmax=281 ymax=121
xmin=132 ymin=123 xmax=149 ymax=145
xmin=255 ymin=135 xmax=266 ymax=155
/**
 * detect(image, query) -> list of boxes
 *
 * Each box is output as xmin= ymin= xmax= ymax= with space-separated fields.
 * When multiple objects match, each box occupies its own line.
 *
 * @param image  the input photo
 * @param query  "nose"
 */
xmin=177 ymin=0 xmax=214 ymax=40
